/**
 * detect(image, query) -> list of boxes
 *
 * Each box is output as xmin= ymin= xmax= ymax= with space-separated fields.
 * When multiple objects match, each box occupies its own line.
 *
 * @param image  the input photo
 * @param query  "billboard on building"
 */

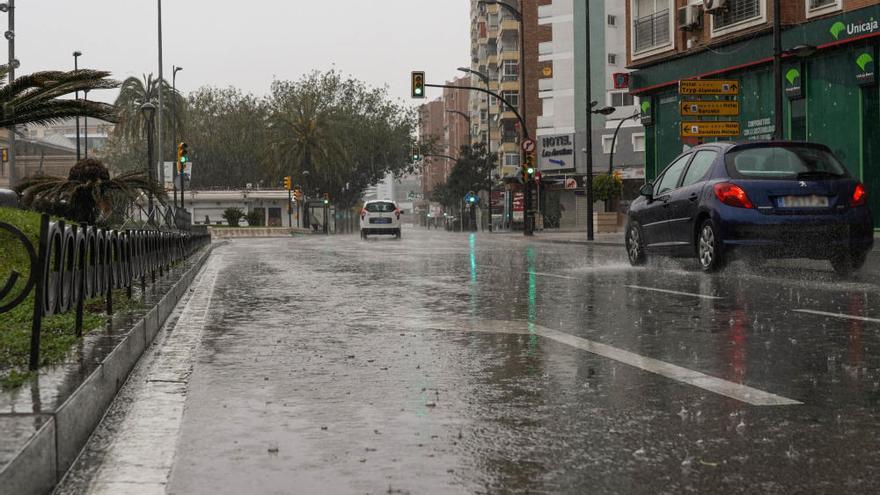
xmin=537 ymin=133 xmax=575 ymax=173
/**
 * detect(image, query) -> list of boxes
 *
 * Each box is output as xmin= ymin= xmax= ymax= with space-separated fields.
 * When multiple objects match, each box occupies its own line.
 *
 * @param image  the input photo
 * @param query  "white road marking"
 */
xmin=529 ymin=271 xmax=581 ymax=280
xmin=626 ymin=284 xmax=722 ymax=300
xmin=457 ymin=320 xmax=801 ymax=407
xmin=794 ymin=309 xmax=880 ymax=324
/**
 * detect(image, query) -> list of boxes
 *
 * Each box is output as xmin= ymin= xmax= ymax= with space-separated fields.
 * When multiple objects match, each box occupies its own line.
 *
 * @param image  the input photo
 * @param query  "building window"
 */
xmin=504 ymin=153 xmax=521 ymax=167
xmin=501 ymin=122 xmax=518 ymax=143
xmin=633 ymin=0 xmax=671 ymax=53
xmin=601 ymin=135 xmax=619 ymax=155
xmin=806 ymin=0 xmax=841 ymax=17
xmin=632 ymin=133 xmax=646 ymax=152
xmin=502 ymin=61 xmax=519 ymax=81
xmin=608 ymin=15 xmax=617 ymax=26
xmin=713 ymin=0 xmax=763 ymax=32
xmin=501 ymin=91 xmax=519 ymax=111
xmin=610 ymin=91 xmax=635 ymax=108
xmin=608 ymin=53 xmax=618 ymax=65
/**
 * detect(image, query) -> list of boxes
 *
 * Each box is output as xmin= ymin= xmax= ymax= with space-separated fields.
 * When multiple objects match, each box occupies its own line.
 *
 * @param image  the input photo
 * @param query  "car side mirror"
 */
xmin=639 ymin=182 xmax=654 ymax=200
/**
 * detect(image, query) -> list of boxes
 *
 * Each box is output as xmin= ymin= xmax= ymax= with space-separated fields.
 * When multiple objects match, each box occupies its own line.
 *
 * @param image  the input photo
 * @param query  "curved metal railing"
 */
xmin=0 ymin=214 xmax=211 ymax=370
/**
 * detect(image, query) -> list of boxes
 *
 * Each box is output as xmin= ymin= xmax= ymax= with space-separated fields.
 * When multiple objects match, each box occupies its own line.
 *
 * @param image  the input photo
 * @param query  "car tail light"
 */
xmin=714 ymin=183 xmax=754 ymax=209
xmin=851 ymin=183 xmax=867 ymax=207
xmin=361 ymin=209 xmax=367 ymax=220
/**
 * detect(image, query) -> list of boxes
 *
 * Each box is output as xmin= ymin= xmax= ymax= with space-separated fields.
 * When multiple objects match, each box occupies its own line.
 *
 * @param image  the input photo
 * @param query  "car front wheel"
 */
xmin=625 ymin=221 xmax=646 ymax=266
xmin=697 ymin=219 xmax=726 ymax=273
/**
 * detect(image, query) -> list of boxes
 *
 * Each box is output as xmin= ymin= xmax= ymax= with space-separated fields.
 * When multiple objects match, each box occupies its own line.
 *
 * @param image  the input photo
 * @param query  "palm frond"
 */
xmin=0 ymin=99 xmax=119 ymax=127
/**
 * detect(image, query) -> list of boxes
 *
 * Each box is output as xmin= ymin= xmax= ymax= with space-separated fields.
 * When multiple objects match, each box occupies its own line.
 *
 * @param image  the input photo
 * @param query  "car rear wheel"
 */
xmin=831 ymin=250 xmax=868 ymax=276
xmin=625 ymin=221 xmax=646 ymax=266
xmin=697 ymin=220 xmax=726 ymax=273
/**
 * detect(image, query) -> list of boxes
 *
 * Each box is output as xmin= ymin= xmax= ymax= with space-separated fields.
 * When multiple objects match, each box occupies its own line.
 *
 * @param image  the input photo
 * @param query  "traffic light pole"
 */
xmin=288 ymin=189 xmax=293 ymax=228
xmin=425 ymin=83 xmax=533 ymax=236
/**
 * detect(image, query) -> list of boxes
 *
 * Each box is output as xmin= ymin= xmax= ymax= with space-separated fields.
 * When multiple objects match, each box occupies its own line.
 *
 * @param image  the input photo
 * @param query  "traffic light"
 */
xmin=411 ymin=144 xmax=422 ymax=162
xmin=411 ymin=71 xmax=426 ymax=99
xmin=323 ymin=192 xmax=330 ymax=205
xmin=177 ymin=142 xmax=189 ymax=172
xmin=293 ymin=187 xmax=303 ymax=202
xmin=522 ymin=155 xmax=535 ymax=183
xmin=283 ymin=176 xmax=292 ymax=190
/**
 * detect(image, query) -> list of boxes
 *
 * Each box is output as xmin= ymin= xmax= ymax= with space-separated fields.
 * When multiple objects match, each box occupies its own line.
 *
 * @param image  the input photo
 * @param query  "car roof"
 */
xmin=364 ymin=199 xmax=396 ymax=204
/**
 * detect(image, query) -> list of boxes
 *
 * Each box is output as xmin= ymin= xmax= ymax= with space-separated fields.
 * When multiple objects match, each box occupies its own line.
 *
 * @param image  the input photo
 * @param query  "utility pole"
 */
xmin=172 ymin=66 xmax=183 ymax=208
xmin=156 ymin=0 xmax=165 ymax=185
xmin=6 ymin=0 xmax=16 ymax=185
xmin=73 ymin=50 xmax=81 ymax=162
xmin=585 ymin=0 xmax=595 ymax=241
xmin=773 ymin=0 xmax=783 ymax=140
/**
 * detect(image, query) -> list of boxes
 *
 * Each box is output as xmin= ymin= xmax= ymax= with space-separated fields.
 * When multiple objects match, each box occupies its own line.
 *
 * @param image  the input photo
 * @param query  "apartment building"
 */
xmin=418 ymin=98 xmax=446 ymax=199
xmin=469 ymin=0 xmax=522 ymax=177
xmin=627 ymin=0 xmax=880 ymax=227
xmin=520 ymin=1 xmax=646 ymax=228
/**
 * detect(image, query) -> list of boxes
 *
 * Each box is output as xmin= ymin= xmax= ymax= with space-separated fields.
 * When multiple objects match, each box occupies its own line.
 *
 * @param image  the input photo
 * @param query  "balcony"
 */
xmin=500 ymin=80 xmax=519 ymax=92
xmin=500 ymin=18 xmax=519 ymax=33
xmin=499 ymin=49 xmax=519 ymax=62
xmin=633 ymin=9 xmax=670 ymax=54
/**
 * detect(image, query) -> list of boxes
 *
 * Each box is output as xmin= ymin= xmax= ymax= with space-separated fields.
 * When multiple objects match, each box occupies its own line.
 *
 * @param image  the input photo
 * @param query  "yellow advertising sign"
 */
xmin=680 ymin=121 xmax=741 ymax=138
xmin=680 ymin=100 xmax=741 ymax=117
xmin=679 ymin=79 xmax=740 ymax=96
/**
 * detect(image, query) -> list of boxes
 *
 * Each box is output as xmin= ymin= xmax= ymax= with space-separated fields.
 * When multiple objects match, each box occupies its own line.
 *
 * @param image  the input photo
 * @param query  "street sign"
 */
xmin=680 ymin=121 xmax=741 ymax=138
xmin=680 ymin=100 xmax=741 ymax=117
xmin=679 ymin=79 xmax=740 ymax=96
xmin=521 ymin=138 xmax=536 ymax=154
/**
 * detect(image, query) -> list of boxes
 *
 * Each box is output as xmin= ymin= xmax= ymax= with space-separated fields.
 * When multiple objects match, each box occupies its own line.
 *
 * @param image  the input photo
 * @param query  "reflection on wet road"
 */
xmin=60 ymin=228 xmax=880 ymax=494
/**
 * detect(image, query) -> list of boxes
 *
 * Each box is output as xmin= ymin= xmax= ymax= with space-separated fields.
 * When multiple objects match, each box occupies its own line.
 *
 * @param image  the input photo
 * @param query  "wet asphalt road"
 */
xmin=58 ymin=227 xmax=880 ymax=494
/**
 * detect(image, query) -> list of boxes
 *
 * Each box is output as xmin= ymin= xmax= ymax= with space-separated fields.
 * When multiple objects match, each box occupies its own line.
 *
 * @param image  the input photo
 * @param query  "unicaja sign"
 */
xmin=830 ymin=19 xmax=880 ymax=40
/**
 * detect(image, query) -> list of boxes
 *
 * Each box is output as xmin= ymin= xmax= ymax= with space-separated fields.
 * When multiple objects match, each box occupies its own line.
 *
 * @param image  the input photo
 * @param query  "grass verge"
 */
xmin=0 ymin=207 xmax=145 ymax=389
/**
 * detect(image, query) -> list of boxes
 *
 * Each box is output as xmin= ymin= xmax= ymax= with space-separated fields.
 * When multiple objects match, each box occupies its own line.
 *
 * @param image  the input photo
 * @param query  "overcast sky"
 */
xmin=18 ymin=1 xmax=471 ymax=105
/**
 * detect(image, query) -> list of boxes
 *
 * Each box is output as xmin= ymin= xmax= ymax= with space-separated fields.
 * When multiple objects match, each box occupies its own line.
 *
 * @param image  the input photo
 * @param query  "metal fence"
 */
xmin=0 ymin=214 xmax=211 ymax=370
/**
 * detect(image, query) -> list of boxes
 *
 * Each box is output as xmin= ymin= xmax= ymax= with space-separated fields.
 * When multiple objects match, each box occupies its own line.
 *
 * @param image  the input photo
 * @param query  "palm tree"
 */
xmin=267 ymin=77 xmax=352 ymax=189
xmin=15 ymin=158 xmax=165 ymax=225
xmin=0 ymin=66 xmax=118 ymax=127
xmin=113 ymin=74 xmax=185 ymax=147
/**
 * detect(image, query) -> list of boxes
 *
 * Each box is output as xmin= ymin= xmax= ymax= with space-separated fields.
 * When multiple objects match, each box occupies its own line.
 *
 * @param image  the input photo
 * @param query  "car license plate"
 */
xmin=370 ymin=218 xmax=391 ymax=224
xmin=778 ymin=195 xmax=829 ymax=208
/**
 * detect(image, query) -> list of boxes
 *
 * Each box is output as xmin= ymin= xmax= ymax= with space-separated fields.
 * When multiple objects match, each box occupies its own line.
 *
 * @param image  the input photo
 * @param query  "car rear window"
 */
xmin=725 ymin=146 xmax=848 ymax=180
xmin=365 ymin=202 xmax=396 ymax=213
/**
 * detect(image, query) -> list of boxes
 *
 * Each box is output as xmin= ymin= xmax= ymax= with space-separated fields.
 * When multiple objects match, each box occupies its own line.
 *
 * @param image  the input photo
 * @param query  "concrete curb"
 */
xmin=0 ymin=245 xmax=213 ymax=495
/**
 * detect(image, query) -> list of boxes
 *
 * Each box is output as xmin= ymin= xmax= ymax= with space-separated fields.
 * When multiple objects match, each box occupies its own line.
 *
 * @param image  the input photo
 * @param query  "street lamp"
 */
xmin=2 ymin=1 xmax=16 ymax=185
xmin=73 ymin=50 xmax=82 ymax=161
xmin=83 ymin=88 xmax=90 ymax=158
xmin=458 ymin=66 xmax=495 ymax=232
xmin=141 ymin=102 xmax=157 ymax=223
xmin=171 ymin=65 xmax=183 ymax=208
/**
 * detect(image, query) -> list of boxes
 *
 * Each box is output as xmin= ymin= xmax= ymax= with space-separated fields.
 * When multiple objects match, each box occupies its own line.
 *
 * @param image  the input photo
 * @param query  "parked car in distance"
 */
xmin=360 ymin=200 xmax=402 ymax=239
xmin=625 ymin=141 xmax=874 ymax=275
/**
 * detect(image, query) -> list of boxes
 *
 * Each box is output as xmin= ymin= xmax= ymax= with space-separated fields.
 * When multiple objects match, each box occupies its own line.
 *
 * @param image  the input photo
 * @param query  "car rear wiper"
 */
xmin=796 ymin=171 xmax=844 ymax=179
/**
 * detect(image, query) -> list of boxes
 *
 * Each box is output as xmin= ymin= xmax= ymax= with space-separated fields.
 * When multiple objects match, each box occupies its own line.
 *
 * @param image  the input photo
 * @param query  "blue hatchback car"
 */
xmin=625 ymin=141 xmax=874 ymax=275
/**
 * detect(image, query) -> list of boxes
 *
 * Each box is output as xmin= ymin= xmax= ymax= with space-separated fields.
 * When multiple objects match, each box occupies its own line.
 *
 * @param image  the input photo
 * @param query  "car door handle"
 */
xmin=688 ymin=194 xmax=699 ymax=202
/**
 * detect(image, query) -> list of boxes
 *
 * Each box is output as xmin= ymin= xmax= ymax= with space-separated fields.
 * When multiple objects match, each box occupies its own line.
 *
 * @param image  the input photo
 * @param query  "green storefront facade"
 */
xmin=631 ymin=5 xmax=880 ymax=228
